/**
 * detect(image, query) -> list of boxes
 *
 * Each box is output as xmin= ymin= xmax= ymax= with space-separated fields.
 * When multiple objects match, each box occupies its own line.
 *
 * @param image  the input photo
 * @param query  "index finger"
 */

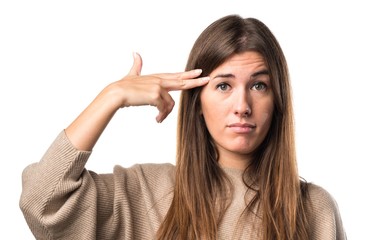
xmin=156 ymin=68 xmax=203 ymax=80
xmin=163 ymin=76 xmax=210 ymax=91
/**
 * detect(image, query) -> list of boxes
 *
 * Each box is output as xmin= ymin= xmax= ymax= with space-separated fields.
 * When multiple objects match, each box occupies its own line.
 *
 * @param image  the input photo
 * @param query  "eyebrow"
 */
xmin=213 ymin=70 xmax=269 ymax=79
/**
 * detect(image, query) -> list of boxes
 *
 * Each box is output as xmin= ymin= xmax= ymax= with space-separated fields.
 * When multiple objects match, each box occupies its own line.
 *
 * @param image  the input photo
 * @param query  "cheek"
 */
xmin=202 ymin=103 xmax=221 ymax=124
xmin=200 ymin=89 xmax=218 ymax=121
xmin=200 ymin=97 xmax=227 ymax=129
xmin=256 ymin=102 xmax=274 ymax=128
xmin=259 ymin=112 xmax=270 ymax=126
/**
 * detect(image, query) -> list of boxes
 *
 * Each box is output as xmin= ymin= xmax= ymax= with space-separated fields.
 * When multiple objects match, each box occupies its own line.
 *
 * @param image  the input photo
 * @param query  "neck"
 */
xmin=218 ymin=151 xmax=252 ymax=170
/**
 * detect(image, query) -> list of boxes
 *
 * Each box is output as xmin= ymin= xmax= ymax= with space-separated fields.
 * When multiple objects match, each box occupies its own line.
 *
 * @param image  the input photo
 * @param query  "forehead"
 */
xmin=212 ymin=51 xmax=267 ymax=73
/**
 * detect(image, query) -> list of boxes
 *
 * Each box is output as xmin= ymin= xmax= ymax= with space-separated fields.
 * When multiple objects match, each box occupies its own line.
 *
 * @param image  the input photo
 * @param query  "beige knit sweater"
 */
xmin=20 ymin=131 xmax=346 ymax=239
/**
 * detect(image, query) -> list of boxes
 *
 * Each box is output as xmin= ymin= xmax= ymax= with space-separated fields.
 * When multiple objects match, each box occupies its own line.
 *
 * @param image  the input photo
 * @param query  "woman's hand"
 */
xmin=65 ymin=53 xmax=209 ymax=151
xmin=110 ymin=52 xmax=210 ymax=122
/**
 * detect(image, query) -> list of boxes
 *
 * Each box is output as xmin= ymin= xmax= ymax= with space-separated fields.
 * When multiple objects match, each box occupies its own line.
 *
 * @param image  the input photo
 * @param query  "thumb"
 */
xmin=128 ymin=52 xmax=143 ymax=76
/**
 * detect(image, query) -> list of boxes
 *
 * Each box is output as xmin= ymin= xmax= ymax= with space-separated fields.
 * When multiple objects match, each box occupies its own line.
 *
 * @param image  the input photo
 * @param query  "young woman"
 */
xmin=20 ymin=15 xmax=346 ymax=239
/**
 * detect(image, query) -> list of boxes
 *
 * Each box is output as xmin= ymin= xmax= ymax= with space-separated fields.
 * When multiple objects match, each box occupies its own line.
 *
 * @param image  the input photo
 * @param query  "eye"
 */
xmin=216 ymin=82 xmax=230 ymax=92
xmin=252 ymin=82 xmax=267 ymax=91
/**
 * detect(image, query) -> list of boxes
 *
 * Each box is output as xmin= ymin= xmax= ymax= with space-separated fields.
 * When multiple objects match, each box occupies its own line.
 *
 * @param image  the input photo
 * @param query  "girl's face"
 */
xmin=200 ymin=51 xmax=274 ymax=169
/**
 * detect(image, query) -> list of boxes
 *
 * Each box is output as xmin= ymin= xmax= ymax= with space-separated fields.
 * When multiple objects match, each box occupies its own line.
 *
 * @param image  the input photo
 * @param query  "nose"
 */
xmin=233 ymin=90 xmax=252 ymax=117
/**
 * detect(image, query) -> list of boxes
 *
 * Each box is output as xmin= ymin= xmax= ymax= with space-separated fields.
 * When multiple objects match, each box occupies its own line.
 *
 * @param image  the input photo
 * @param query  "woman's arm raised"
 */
xmin=65 ymin=52 xmax=209 ymax=151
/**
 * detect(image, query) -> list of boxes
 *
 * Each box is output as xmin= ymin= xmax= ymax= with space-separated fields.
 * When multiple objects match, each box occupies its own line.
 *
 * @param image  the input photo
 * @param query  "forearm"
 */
xmin=65 ymin=84 xmax=121 ymax=151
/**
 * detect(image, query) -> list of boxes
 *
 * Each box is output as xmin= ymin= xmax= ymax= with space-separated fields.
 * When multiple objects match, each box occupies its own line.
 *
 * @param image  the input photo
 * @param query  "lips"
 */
xmin=227 ymin=122 xmax=256 ymax=133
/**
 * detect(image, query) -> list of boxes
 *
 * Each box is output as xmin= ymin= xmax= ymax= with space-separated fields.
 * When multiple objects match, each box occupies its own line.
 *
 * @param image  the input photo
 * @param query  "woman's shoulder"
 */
xmin=305 ymin=182 xmax=342 ymax=218
xmin=128 ymin=162 xmax=175 ymax=175
xmin=137 ymin=162 xmax=176 ymax=181
xmin=307 ymin=183 xmax=338 ymax=209
xmin=108 ymin=163 xmax=176 ymax=204
xmin=305 ymin=183 xmax=347 ymax=239
xmin=113 ymin=163 xmax=176 ymax=185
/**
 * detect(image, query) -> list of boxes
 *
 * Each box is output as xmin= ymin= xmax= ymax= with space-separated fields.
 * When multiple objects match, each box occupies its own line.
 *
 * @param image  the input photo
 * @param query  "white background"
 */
xmin=1 ymin=1 xmax=386 ymax=239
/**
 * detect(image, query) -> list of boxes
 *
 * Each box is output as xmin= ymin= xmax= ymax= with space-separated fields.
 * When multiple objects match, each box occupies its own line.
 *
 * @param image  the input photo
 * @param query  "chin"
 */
xmin=229 ymin=147 xmax=257 ymax=156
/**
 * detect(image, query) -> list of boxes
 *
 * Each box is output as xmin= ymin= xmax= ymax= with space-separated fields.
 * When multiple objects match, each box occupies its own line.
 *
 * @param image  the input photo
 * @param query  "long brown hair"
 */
xmin=157 ymin=15 xmax=309 ymax=240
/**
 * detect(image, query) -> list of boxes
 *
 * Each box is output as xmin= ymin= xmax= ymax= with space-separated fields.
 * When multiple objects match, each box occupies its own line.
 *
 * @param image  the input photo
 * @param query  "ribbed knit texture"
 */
xmin=20 ymin=131 xmax=346 ymax=239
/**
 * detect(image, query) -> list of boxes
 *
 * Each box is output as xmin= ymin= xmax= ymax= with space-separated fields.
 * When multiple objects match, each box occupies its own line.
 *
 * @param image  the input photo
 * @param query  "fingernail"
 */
xmin=201 ymin=76 xmax=210 ymax=81
xmin=193 ymin=69 xmax=202 ymax=74
xmin=156 ymin=116 xmax=163 ymax=123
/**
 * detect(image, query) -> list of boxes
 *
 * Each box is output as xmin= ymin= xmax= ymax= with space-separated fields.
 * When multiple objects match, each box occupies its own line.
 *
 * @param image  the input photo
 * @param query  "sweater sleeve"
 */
xmin=19 ymin=130 xmax=100 ymax=240
xmin=307 ymin=184 xmax=347 ymax=240
xmin=20 ymin=130 xmax=175 ymax=240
